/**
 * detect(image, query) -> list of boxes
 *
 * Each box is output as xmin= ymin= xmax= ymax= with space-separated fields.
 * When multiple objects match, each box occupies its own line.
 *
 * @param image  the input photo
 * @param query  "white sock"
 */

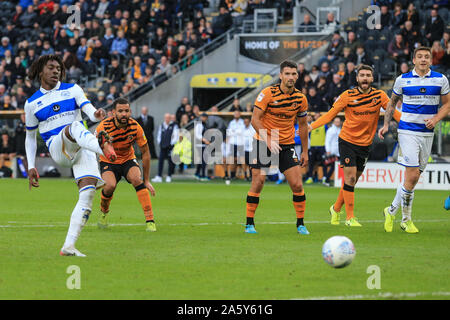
xmin=63 ymin=185 xmax=96 ymax=249
xmin=69 ymin=121 xmax=104 ymax=156
xmin=400 ymin=186 xmax=414 ymax=223
xmin=388 ymin=184 xmax=403 ymax=215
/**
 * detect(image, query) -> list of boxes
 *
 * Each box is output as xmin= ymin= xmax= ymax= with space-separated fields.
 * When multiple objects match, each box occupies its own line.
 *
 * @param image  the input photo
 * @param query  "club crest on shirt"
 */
xmin=52 ymin=104 xmax=60 ymax=112
xmin=419 ymin=88 xmax=426 ymax=93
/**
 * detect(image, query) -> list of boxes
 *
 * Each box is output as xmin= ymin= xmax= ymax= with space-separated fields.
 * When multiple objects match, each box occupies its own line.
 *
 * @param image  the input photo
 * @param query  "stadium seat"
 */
xmin=380 ymin=58 xmax=397 ymax=80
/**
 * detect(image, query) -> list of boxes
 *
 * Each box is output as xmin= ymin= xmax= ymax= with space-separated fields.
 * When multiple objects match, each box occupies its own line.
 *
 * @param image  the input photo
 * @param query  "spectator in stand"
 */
xmin=425 ymin=8 xmax=445 ymax=46
xmin=157 ymin=55 xmax=172 ymax=75
xmin=391 ymin=2 xmax=406 ymax=30
xmin=164 ymin=36 xmax=178 ymax=64
xmin=105 ymin=58 xmax=124 ymax=86
xmin=230 ymin=98 xmax=243 ymax=112
xmin=0 ymin=131 xmax=16 ymax=170
xmin=151 ymin=27 xmax=167 ymax=56
xmin=298 ymin=14 xmax=316 ymax=32
xmin=388 ymin=33 xmax=410 ymax=64
xmin=0 ymin=95 xmax=16 ymax=129
xmin=316 ymin=76 xmax=329 ymax=100
xmin=184 ymin=104 xmax=195 ymax=122
xmin=346 ymin=31 xmax=360 ymax=54
xmin=443 ymin=41 xmax=450 ymax=69
xmin=309 ymin=65 xmax=320 ymax=86
xmin=181 ymin=47 xmax=198 ymax=70
xmin=380 ymin=5 xmax=391 ymax=30
xmin=295 ymin=62 xmax=307 ymax=90
xmin=176 ymin=96 xmax=190 ymax=124
xmin=307 ymin=87 xmax=325 ymax=112
xmin=355 ymin=45 xmax=372 ymax=66
xmin=0 ymin=37 xmax=13 ymax=59
xmin=340 ymin=46 xmax=356 ymax=64
xmin=129 ymin=56 xmax=146 ymax=84
xmin=405 ymin=3 xmax=420 ymax=27
xmin=398 ymin=61 xmax=410 ymax=75
xmin=174 ymin=45 xmax=188 ymax=65
xmin=324 ymin=12 xmax=339 ymax=31
xmin=319 ymin=61 xmax=333 ymax=84
xmin=401 ymin=20 xmax=420 ymax=50
xmin=110 ymin=29 xmax=128 ymax=58
xmin=213 ymin=6 xmax=233 ymax=36
xmin=431 ymin=41 xmax=445 ymax=70
xmin=325 ymin=74 xmax=345 ymax=108
xmin=321 ymin=31 xmax=345 ymax=66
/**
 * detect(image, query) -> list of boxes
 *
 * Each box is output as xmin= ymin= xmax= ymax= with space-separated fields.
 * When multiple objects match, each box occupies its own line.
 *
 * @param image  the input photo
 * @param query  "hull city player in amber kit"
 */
xmin=309 ymin=64 xmax=401 ymax=227
xmin=96 ymin=98 xmax=157 ymax=232
xmin=245 ymin=60 xmax=310 ymax=235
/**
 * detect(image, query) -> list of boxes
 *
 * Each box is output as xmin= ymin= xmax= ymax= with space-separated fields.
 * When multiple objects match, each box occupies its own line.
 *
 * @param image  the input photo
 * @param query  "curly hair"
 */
xmin=28 ymin=54 xmax=66 ymax=83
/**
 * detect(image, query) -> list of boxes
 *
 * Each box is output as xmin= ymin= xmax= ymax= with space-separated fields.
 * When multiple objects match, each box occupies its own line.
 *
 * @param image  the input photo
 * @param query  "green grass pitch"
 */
xmin=0 ymin=178 xmax=449 ymax=300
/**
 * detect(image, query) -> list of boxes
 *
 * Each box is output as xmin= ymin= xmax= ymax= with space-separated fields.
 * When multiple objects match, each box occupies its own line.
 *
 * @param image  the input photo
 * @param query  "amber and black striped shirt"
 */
xmin=254 ymin=85 xmax=308 ymax=145
xmin=96 ymin=117 xmax=147 ymax=164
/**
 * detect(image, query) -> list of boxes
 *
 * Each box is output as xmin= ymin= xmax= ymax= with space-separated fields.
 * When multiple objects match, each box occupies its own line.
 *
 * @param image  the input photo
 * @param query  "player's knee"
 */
xmin=103 ymin=183 xmax=116 ymax=195
xmin=291 ymin=181 xmax=304 ymax=193
xmin=346 ymin=176 xmax=357 ymax=186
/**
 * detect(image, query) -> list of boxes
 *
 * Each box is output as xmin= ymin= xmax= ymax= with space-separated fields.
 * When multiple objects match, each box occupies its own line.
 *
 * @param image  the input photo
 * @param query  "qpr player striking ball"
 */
xmin=322 ymin=236 xmax=356 ymax=268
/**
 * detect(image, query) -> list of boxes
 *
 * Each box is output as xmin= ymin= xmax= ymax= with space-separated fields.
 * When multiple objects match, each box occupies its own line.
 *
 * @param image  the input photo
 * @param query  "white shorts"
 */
xmin=397 ymin=133 xmax=434 ymax=172
xmin=49 ymin=129 xmax=104 ymax=187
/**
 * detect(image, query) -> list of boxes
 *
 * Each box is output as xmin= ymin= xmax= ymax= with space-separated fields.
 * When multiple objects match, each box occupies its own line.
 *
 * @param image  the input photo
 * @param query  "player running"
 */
xmin=96 ymin=97 xmax=157 ymax=232
xmin=245 ymin=60 xmax=310 ymax=235
xmin=379 ymin=47 xmax=450 ymax=233
xmin=309 ymin=64 xmax=401 ymax=227
xmin=24 ymin=54 xmax=116 ymax=257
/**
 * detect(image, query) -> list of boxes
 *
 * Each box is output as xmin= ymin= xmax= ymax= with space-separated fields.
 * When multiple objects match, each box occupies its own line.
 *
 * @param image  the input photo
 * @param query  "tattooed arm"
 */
xmin=378 ymin=93 xmax=402 ymax=140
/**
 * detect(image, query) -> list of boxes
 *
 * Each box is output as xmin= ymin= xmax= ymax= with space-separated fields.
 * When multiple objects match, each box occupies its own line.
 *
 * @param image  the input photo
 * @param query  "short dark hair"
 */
xmin=356 ymin=64 xmax=374 ymax=75
xmin=413 ymin=46 xmax=432 ymax=58
xmin=280 ymin=60 xmax=297 ymax=72
xmin=113 ymin=97 xmax=130 ymax=109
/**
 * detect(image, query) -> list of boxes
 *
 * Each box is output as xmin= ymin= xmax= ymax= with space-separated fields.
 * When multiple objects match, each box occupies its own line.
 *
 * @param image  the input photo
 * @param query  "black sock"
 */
xmin=296 ymin=218 xmax=304 ymax=227
xmin=246 ymin=217 xmax=254 ymax=225
xmin=146 ymin=220 xmax=155 ymax=223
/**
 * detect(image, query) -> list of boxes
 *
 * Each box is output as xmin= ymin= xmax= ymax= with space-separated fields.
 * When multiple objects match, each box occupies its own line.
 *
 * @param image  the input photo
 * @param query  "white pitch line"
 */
xmin=292 ymin=291 xmax=450 ymax=300
xmin=0 ymin=219 xmax=448 ymax=229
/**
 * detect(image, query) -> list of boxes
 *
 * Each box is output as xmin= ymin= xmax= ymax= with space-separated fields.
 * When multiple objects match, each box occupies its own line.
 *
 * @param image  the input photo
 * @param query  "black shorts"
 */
xmin=338 ymin=138 xmax=370 ymax=172
xmin=99 ymin=159 xmax=140 ymax=183
xmin=249 ymin=139 xmax=300 ymax=173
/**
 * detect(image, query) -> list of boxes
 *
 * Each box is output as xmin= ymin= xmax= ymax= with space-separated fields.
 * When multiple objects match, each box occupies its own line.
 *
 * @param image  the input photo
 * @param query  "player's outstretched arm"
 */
xmin=139 ymin=143 xmax=155 ymax=196
xmin=424 ymin=94 xmax=450 ymax=129
xmin=25 ymin=129 xmax=39 ymax=189
xmin=379 ymin=93 xmax=402 ymax=140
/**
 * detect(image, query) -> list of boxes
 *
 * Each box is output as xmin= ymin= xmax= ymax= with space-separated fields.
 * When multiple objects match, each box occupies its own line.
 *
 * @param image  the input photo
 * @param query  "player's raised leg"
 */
xmin=284 ymin=165 xmax=309 ymax=234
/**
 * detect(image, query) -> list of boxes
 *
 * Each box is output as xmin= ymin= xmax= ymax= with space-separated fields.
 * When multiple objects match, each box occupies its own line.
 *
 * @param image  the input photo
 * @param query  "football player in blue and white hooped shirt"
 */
xmin=25 ymin=55 xmax=117 ymax=256
xmin=379 ymin=47 xmax=450 ymax=233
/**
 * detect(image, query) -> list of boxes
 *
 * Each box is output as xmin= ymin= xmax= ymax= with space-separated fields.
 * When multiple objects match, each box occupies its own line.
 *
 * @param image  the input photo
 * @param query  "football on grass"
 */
xmin=322 ymin=236 xmax=356 ymax=268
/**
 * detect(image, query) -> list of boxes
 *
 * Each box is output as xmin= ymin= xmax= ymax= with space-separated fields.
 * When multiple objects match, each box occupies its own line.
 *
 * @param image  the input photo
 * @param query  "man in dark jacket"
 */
xmin=136 ymin=106 xmax=157 ymax=159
